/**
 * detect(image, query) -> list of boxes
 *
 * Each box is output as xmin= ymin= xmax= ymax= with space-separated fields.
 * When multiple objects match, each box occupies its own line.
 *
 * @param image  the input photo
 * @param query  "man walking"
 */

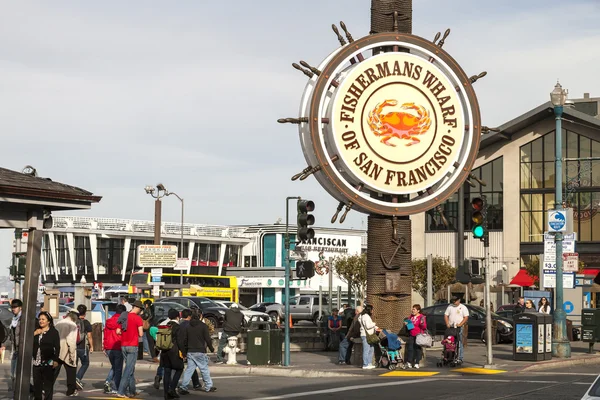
xmin=8 ymin=299 xmax=23 ymax=385
xmin=444 ymin=296 xmax=469 ymax=362
xmin=117 ymin=300 xmax=144 ymax=398
xmin=75 ymin=304 xmax=94 ymax=391
xmin=216 ymin=303 xmax=244 ymax=364
xmin=103 ymin=304 xmax=125 ymax=394
xmin=338 ymin=306 xmax=362 ymax=365
xmin=178 ymin=310 xmax=217 ymax=394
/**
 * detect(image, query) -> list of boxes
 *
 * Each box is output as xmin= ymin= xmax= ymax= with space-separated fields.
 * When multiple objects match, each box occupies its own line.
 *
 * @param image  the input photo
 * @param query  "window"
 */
xmin=298 ymin=297 xmax=310 ymax=305
xmin=521 ymin=130 xmax=600 ymax=243
xmin=426 ymin=157 xmax=503 ymax=232
xmin=74 ymin=236 xmax=93 ymax=276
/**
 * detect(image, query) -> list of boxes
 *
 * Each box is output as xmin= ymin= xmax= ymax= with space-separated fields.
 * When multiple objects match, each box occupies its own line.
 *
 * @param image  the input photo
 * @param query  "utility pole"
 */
xmin=284 ymin=196 xmax=300 ymax=367
xmin=14 ymin=229 xmax=22 ymax=299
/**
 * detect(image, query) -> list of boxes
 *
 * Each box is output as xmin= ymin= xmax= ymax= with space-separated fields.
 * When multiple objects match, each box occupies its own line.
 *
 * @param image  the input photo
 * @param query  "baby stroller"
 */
xmin=436 ymin=327 xmax=462 ymax=367
xmin=377 ymin=329 xmax=406 ymax=370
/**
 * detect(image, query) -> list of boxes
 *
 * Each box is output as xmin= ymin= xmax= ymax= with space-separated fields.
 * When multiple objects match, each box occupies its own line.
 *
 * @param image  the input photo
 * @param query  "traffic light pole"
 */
xmin=284 ymin=196 xmax=300 ymax=367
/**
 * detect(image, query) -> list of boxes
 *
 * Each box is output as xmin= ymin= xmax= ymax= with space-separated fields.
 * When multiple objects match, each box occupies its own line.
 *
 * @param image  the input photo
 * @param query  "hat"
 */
xmin=230 ymin=303 xmax=239 ymax=309
xmin=132 ymin=300 xmax=144 ymax=309
xmin=450 ymin=296 xmax=461 ymax=303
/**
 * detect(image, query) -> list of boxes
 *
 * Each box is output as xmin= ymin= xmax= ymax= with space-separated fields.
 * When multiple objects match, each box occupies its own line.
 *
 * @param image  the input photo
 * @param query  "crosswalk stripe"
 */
xmin=380 ymin=371 xmax=439 ymax=377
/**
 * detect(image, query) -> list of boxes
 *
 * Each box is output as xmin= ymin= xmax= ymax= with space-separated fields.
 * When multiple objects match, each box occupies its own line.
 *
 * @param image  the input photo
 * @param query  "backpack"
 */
xmin=155 ymin=325 xmax=174 ymax=351
xmin=76 ymin=319 xmax=86 ymax=346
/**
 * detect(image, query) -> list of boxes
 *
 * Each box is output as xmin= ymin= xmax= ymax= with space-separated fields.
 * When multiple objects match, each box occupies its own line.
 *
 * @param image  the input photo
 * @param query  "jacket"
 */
xmin=103 ymin=314 xmax=122 ymax=351
xmin=159 ymin=320 xmax=184 ymax=370
xmin=408 ymin=313 xmax=427 ymax=337
xmin=180 ymin=319 xmax=214 ymax=357
xmin=345 ymin=317 xmax=361 ymax=340
xmin=54 ymin=318 xmax=78 ymax=367
xmin=358 ymin=314 xmax=377 ymax=336
xmin=32 ymin=327 xmax=60 ymax=365
xmin=222 ymin=308 xmax=244 ymax=335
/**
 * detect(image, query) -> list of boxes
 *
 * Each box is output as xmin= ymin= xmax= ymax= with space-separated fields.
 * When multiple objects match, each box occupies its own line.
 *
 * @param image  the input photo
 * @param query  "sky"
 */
xmin=0 ymin=0 xmax=599 ymax=275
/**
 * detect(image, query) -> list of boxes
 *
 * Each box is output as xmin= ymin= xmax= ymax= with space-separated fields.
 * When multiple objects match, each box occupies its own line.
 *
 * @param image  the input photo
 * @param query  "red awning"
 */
xmin=510 ymin=269 xmax=538 ymax=287
xmin=583 ymin=269 xmax=600 ymax=278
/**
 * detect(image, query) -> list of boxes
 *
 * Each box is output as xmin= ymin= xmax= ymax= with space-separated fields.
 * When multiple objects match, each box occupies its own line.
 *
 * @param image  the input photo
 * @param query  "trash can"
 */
xmin=542 ymin=314 xmax=552 ymax=361
xmin=513 ymin=313 xmax=546 ymax=361
xmin=246 ymin=320 xmax=282 ymax=365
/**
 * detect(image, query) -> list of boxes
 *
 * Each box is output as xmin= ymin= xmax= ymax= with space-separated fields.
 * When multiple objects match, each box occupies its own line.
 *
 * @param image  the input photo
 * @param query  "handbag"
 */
xmin=359 ymin=316 xmax=379 ymax=346
xmin=416 ymin=332 xmax=433 ymax=348
xmin=143 ymin=319 xmax=151 ymax=331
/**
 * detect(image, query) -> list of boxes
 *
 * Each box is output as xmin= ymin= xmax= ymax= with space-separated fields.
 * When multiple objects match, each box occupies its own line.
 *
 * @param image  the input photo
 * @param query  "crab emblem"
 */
xmin=367 ymin=100 xmax=432 ymax=146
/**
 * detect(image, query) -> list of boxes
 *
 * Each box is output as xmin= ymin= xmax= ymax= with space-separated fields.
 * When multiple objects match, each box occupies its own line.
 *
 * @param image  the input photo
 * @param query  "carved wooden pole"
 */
xmin=366 ymin=0 xmax=413 ymax=333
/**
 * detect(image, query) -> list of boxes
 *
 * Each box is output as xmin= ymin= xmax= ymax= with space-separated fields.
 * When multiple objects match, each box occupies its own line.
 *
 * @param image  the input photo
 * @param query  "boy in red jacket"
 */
xmin=103 ymin=304 xmax=126 ymax=394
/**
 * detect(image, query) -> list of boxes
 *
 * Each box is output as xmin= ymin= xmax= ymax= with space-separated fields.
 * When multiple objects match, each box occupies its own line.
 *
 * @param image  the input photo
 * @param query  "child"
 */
xmin=441 ymin=335 xmax=456 ymax=362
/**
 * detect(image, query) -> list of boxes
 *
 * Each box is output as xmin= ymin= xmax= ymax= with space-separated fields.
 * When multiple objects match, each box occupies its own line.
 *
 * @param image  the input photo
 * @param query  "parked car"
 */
xmin=266 ymin=295 xmax=329 ymax=325
xmin=151 ymin=302 xmax=187 ymax=326
xmin=496 ymin=309 xmax=514 ymax=320
xmin=214 ymin=301 xmax=271 ymax=324
xmin=496 ymin=304 xmax=518 ymax=313
xmin=154 ymin=297 xmax=227 ymax=328
xmin=248 ymin=302 xmax=279 ymax=313
xmin=421 ymin=303 xmax=514 ymax=343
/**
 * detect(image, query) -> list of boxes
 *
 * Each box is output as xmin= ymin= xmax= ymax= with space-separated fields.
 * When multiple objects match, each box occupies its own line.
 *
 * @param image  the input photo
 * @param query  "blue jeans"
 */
xmin=216 ymin=332 xmax=232 ymax=362
xmin=361 ymin=336 xmax=374 ymax=367
xmin=156 ymin=365 xmax=164 ymax=377
xmin=10 ymin=351 xmax=17 ymax=381
xmin=338 ymin=338 xmax=353 ymax=362
xmin=180 ymin=353 xmax=213 ymax=392
xmin=107 ymin=349 xmax=123 ymax=391
xmin=143 ymin=334 xmax=149 ymax=353
xmin=76 ymin=348 xmax=89 ymax=380
xmin=118 ymin=346 xmax=138 ymax=395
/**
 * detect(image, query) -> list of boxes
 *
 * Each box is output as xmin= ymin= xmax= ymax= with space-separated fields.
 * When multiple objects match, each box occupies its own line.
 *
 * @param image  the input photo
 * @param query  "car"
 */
xmin=421 ymin=303 xmax=514 ymax=343
xmin=154 ymin=297 xmax=227 ymax=328
xmin=150 ymin=302 xmax=187 ymax=326
xmin=496 ymin=304 xmax=518 ymax=312
xmin=582 ymin=374 xmax=600 ymax=399
xmin=266 ymin=295 xmax=331 ymax=325
xmin=214 ymin=301 xmax=271 ymax=324
xmin=64 ymin=301 xmax=118 ymax=319
xmin=496 ymin=309 xmax=514 ymax=320
xmin=248 ymin=302 xmax=279 ymax=313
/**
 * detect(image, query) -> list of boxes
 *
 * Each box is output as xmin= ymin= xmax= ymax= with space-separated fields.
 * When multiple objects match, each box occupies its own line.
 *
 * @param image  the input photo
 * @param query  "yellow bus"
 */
xmin=129 ymin=272 xmax=239 ymax=302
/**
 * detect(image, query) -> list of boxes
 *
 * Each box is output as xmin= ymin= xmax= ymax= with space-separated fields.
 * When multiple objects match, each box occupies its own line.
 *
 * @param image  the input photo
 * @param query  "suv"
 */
xmin=155 ymin=297 xmax=227 ymax=328
xmin=266 ymin=295 xmax=329 ymax=325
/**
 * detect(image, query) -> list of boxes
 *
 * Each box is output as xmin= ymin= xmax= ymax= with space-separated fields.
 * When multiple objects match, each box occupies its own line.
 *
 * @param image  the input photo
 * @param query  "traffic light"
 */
xmin=297 ymin=200 xmax=315 ymax=241
xmin=11 ymin=252 xmax=26 ymax=277
xmin=471 ymin=197 xmax=488 ymax=241
xmin=296 ymin=260 xmax=315 ymax=279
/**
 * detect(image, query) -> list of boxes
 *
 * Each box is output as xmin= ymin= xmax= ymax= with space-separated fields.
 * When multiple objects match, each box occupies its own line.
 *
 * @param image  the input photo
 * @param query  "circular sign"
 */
xmin=548 ymin=211 xmax=566 ymax=231
xmin=297 ymin=32 xmax=481 ymax=216
xmin=563 ymin=301 xmax=574 ymax=314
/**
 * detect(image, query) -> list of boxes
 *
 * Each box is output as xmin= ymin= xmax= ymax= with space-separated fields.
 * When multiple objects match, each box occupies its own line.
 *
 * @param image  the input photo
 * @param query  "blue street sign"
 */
xmin=564 ymin=301 xmax=574 ymax=314
xmin=548 ymin=210 xmax=567 ymax=232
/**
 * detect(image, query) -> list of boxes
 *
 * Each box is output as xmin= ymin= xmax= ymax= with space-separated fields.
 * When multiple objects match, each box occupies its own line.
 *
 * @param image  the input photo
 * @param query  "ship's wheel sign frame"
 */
xmin=297 ymin=32 xmax=481 ymax=216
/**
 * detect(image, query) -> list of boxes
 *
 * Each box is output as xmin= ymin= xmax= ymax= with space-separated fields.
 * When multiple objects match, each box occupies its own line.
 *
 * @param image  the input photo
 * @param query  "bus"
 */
xmin=129 ymin=272 xmax=239 ymax=302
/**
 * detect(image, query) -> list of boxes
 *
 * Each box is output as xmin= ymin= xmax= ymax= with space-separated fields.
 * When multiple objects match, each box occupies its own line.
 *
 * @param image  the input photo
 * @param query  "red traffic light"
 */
xmin=471 ymin=198 xmax=483 ymax=211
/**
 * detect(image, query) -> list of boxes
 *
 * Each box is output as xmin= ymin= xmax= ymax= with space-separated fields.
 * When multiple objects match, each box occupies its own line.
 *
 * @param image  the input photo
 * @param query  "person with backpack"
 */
xmin=103 ymin=304 xmax=125 ymax=394
xmin=156 ymin=309 xmax=183 ymax=400
xmin=75 ymin=305 xmax=93 ymax=391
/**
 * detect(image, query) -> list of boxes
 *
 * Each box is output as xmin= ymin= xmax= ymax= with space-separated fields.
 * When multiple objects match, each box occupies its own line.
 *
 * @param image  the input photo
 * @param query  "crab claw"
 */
xmin=384 ymin=99 xmax=398 ymax=107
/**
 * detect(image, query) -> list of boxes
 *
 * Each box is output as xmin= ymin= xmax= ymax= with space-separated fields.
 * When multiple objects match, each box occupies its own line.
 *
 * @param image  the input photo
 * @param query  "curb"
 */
xmin=89 ymin=361 xmax=361 ymax=378
xmin=518 ymin=354 xmax=600 ymax=372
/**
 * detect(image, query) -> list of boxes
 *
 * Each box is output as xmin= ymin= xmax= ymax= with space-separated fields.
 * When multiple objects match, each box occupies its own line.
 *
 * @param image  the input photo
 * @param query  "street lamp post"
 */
xmin=284 ymin=196 xmax=300 ymax=367
xmin=166 ymin=191 xmax=185 ymax=285
xmin=550 ymin=82 xmax=571 ymax=358
xmin=145 ymin=184 xmax=168 ymax=245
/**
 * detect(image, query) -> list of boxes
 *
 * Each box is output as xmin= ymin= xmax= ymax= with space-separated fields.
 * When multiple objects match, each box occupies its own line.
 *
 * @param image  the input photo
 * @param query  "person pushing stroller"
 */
xmin=443 ymin=296 xmax=469 ymax=363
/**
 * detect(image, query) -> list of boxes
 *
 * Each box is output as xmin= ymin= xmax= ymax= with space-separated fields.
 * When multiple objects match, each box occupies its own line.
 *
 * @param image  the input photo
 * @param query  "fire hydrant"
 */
xmin=223 ymin=335 xmax=240 ymax=365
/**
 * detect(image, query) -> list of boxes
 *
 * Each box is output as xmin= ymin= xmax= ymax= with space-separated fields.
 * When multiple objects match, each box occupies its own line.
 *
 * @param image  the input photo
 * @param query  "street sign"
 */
xmin=543 ymin=233 xmax=576 ymax=269
xmin=137 ymin=245 xmax=178 ymax=268
xmin=542 ymin=270 xmax=575 ymax=289
xmin=174 ymin=258 xmax=190 ymax=271
xmin=151 ymin=268 xmax=163 ymax=277
xmin=151 ymin=276 xmax=162 ymax=283
xmin=152 ymin=285 xmax=160 ymax=297
xmin=562 ymin=252 xmax=579 ymax=273
xmin=547 ymin=210 xmax=567 ymax=232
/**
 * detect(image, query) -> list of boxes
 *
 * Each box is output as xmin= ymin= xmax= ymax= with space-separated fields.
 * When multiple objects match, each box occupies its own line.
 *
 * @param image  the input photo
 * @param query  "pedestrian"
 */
xmin=142 ymin=300 xmax=159 ymax=363
xmin=524 ymin=299 xmax=537 ymax=313
xmin=178 ymin=310 xmax=217 ymax=394
xmin=103 ymin=304 xmax=126 ymax=394
xmin=358 ymin=304 xmax=379 ymax=370
xmin=75 ymin=304 xmax=93 ymax=391
xmin=121 ymin=297 xmax=132 ymax=312
xmin=54 ymin=311 xmax=79 ymax=397
xmin=327 ymin=308 xmax=344 ymax=349
xmin=117 ymin=300 xmax=144 ymax=398
xmin=158 ymin=309 xmax=183 ymax=400
xmin=338 ymin=305 xmax=362 ymax=365
xmin=216 ymin=303 xmax=244 ymax=364
xmin=32 ymin=311 xmax=60 ymax=400
xmin=444 ymin=296 xmax=469 ymax=362
xmin=404 ymin=304 xmax=427 ymax=369
xmin=165 ymin=309 xmax=202 ymax=391
xmin=538 ymin=297 xmax=551 ymax=314
xmin=8 ymin=299 xmax=23 ymax=384
xmin=514 ymin=297 xmax=525 ymax=314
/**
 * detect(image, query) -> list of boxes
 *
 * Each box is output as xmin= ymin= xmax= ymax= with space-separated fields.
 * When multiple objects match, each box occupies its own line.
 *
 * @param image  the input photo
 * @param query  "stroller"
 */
xmin=377 ymin=329 xmax=406 ymax=370
xmin=437 ymin=327 xmax=462 ymax=367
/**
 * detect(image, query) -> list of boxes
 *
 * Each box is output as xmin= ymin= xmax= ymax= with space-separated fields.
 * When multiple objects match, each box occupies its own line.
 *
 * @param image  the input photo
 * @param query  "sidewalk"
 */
xmin=88 ymin=340 xmax=600 ymax=378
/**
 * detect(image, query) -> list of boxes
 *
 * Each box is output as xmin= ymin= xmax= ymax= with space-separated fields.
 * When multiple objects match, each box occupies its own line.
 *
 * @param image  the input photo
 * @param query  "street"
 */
xmin=1 ymin=364 xmax=598 ymax=399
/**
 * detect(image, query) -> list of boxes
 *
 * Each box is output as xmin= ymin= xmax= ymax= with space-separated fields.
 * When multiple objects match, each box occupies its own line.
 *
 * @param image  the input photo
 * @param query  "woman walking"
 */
xmin=538 ymin=297 xmax=551 ymax=314
xmin=142 ymin=300 xmax=158 ymax=363
xmin=405 ymin=304 xmax=427 ymax=369
xmin=358 ymin=305 xmax=379 ymax=370
xmin=54 ymin=311 xmax=79 ymax=396
xmin=33 ymin=312 xmax=61 ymax=400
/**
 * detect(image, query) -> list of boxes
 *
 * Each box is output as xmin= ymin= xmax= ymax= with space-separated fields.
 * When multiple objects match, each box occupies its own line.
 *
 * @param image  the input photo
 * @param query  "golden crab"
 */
xmin=367 ymin=100 xmax=432 ymax=146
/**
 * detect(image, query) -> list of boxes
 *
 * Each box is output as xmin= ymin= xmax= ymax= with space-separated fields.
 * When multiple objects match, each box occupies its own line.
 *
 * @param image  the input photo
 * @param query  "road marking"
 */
xmin=528 ymin=372 xmax=599 ymax=376
xmin=250 ymin=378 xmax=439 ymax=400
xmin=452 ymin=367 xmax=506 ymax=374
xmin=380 ymin=371 xmax=439 ymax=377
